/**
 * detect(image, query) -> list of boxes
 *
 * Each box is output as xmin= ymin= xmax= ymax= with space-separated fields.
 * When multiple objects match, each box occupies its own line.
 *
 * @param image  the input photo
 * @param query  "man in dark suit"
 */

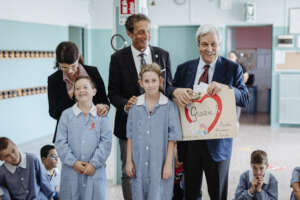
xmin=166 ymin=24 xmax=249 ymax=200
xmin=108 ymin=14 xmax=172 ymax=200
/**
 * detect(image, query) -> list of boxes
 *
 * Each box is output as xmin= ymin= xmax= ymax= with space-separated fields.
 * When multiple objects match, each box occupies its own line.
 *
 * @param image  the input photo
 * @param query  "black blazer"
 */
xmin=48 ymin=65 xmax=110 ymax=142
xmin=108 ymin=46 xmax=172 ymax=139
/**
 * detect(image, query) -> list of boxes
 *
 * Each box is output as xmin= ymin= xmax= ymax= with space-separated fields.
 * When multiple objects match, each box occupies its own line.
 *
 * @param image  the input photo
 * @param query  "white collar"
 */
xmin=249 ymin=170 xmax=270 ymax=184
xmin=199 ymin=55 xmax=217 ymax=71
xmin=72 ymin=103 xmax=97 ymax=117
xmin=4 ymin=152 xmax=26 ymax=174
xmin=136 ymin=92 xmax=168 ymax=106
xmin=131 ymin=45 xmax=151 ymax=58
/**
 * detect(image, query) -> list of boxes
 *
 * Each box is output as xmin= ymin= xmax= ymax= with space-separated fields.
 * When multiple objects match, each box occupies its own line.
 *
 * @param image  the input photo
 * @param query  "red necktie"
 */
xmin=198 ymin=64 xmax=210 ymax=84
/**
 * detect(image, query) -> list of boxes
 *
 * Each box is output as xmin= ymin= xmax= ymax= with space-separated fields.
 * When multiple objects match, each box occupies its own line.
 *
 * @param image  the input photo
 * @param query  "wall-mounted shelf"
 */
xmin=0 ymin=50 xmax=54 ymax=59
xmin=0 ymin=86 xmax=47 ymax=100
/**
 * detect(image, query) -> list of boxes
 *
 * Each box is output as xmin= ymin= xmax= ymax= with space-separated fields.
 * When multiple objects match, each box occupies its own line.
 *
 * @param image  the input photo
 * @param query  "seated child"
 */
xmin=234 ymin=150 xmax=278 ymax=200
xmin=41 ymin=145 xmax=60 ymax=200
xmin=290 ymin=167 xmax=300 ymax=200
xmin=0 ymin=137 xmax=54 ymax=200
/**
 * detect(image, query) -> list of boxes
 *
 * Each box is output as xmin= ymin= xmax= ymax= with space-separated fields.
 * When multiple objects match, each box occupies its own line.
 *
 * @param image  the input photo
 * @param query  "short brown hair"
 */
xmin=74 ymin=76 xmax=96 ymax=89
xmin=0 ymin=137 xmax=14 ymax=152
xmin=251 ymin=150 xmax=268 ymax=165
xmin=125 ymin=14 xmax=150 ymax=33
xmin=139 ymin=63 xmax=162 ymax=80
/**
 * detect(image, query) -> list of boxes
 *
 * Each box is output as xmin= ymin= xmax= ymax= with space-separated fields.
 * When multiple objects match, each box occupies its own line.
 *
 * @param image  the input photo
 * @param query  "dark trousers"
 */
xmin=184 ymin=140 xmax=230 ymax=200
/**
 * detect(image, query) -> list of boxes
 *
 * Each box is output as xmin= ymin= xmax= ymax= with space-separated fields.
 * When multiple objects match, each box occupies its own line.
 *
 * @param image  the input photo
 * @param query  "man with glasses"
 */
xmin=166 ymin=24 xmax=249 ymax=200
xmin=108 ymin=14 xmax=172 ymax=200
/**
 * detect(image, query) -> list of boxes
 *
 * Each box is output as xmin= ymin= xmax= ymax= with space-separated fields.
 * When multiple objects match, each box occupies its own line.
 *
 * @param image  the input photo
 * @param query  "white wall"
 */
xmin=0 ymin=0 xmax=90 ymax=26
xmin=2 ymin=0 xmax=299 ymax=29
xmin=148 ymin=0 xmax=296 ymax=27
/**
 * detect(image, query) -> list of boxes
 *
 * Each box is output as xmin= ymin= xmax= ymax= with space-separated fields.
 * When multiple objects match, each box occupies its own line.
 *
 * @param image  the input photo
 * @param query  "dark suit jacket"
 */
xmin=108 ymin=46 xmax=172 ymax=139
xmin=48 ymin=65 xmax=110 ymax=142
xmin=166 ymin=56 xmax=249 ymax=162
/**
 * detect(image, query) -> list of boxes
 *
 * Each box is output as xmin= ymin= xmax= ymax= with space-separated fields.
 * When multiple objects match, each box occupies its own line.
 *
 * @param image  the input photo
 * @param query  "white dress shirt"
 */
xmin=193 ymin=56 xmax=217 ymax=87
xmin=131 ymin=45 xmax=152 ymax=76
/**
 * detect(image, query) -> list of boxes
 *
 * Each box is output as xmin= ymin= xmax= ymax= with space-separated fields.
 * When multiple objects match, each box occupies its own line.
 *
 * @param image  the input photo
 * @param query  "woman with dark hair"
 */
xmin=48 ymin=41 xmax=110 ymax=142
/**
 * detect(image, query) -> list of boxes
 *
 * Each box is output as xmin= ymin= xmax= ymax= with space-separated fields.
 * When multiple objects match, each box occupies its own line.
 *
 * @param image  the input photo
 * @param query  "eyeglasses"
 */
xmin=59 ymin=60 xmax=79 ymax=71
xmin=48 ymin=154 xmax=58 ymax=160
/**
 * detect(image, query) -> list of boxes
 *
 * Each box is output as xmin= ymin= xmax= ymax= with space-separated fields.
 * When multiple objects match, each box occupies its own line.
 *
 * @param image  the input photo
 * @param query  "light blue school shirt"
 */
xmin=0 ymin=186 xmax=11 ymax=200
xmin=127 ymin=93 xmax=182 ymax=200
xmin=290 ymin=167 xmax=300 ymax=200
xmin=234 ymin=170 xmax=278 ymax=200
xmin=55 ymin=103 xmax=112 ymax=200
xmin=0 ymin=152 xmax=54 ymax=200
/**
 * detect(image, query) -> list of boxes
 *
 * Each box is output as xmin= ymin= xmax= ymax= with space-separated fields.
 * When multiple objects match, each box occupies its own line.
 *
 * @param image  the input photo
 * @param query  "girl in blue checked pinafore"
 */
xmin=126 ymin=63 xmax=182 ymax=200
xmin=55 ymin=76 xmax=112 ymax=200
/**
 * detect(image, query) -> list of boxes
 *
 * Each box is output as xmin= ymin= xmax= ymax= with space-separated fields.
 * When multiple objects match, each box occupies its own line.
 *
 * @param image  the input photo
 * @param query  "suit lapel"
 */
xmin=150 ymin=46 xmax=160 ymax=64
xmin=212 ymin=56 xmax=226 ymax=82
xmin=125 ymin=47 xmax=139 ymax=81
xmin=187 ymin=59 xmax=200 ymax=88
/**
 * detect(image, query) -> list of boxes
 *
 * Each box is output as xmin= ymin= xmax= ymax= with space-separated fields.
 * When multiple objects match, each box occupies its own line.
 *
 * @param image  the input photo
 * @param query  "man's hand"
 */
xmin=172 ymin=88 xmax=193 ymax=106
xmin=125 ymin=96 xmax=138 ymax=111
xmin=162 ymin=161 xmax=173 ymax=179
xmin=83 ymin=163 xmax=96 ymax=176
xmin=207 ymin=81 xmax=222 ymax=95
xmin=73 ymin=161 xmax=86 ymax=174
xmin=96 ymin=104 xmax=109 ymax=116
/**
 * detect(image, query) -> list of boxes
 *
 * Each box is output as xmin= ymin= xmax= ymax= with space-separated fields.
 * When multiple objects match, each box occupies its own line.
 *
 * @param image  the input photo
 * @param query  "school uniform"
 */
xmin=126 ymin=93 xmax=182 ymax=200
xmin=55 ymin=103 xmax=112 ymax=200
xmin=290 ymin=167 xmax=300 ymax=200
xmin=0 ymin=186 xmax=11 ymax=200
xmin=0 ymin=152 xmax=54 ymax=200
xmin=47 ymin=169 xmax=60 ymax=200
xmin=234 ymin=170 xmax=278 ymax=200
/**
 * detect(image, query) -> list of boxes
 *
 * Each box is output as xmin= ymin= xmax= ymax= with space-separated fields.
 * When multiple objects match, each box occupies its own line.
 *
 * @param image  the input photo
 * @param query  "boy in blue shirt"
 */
xmin=0 ymin=137 xmax=54 ymax=200
xmin=234 ymin=150 xmax=278 ymax=200
xmin=41 ymin=145 xmax=60 ymax=200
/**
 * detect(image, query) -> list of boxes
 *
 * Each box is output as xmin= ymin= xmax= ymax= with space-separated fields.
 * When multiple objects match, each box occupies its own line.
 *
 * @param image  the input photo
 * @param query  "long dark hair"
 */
xmin=54 ymin=41 xmax=84 ymax=69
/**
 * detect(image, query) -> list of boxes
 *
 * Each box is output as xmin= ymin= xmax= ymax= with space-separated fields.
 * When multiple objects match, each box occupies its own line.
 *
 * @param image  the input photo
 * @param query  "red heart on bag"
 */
xmin=184 ymin=94 xmax=222 ymax=133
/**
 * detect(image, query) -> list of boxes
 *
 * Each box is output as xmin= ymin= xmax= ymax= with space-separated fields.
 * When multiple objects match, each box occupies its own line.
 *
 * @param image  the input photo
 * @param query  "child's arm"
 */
xmin=34 ymin=156 xmax=55 ymax=199
xmin=126 ymin=138 xmax=135 ymax=177
xmin=254 ymin=175 xmax=278 ymax=200
xmin=162 ymin=140 xmax=175 ymax=179
xmin=234 ymin=172 xmax=255 ymax=200
xmin=55 ymin=111 xmax=77 ymax=167
xmin=89 ymin=116 xmax=112 ymax=169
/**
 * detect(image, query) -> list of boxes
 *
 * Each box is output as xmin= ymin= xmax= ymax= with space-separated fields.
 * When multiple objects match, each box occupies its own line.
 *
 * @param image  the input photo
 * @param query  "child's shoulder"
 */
xmin=240 ymin=170 xmax=250 ymax=178
xmin=267 ymin=172 xmax=278 ymax=186
xmin=25 ymin=152 xmax=39 ymax=162
xmin=62 ymin=107 xmax=74 ymax=116
xmin=292 ymin=166 xmax=300 ymax=174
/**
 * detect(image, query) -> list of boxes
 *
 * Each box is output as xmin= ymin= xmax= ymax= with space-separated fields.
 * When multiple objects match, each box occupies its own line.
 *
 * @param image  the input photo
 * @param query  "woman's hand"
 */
xmin=96 ymin=104 xmax=109 ymax=116
xmin=126 ymin=160 xmax=136 ymax=178
xmin=67 ymin=87 xmax=74 ymax=99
